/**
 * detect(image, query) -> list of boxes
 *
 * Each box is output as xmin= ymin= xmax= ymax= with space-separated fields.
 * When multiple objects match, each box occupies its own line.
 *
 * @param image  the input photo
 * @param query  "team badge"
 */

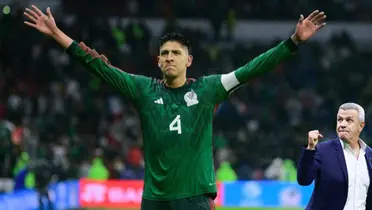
xmin=184 ymin=90 xmax=199 ymax=107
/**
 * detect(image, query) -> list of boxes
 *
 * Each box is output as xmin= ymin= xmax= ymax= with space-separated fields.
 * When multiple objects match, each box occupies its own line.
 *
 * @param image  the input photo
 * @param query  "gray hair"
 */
xmin=339 ymin=102 xmax=365 ymax=122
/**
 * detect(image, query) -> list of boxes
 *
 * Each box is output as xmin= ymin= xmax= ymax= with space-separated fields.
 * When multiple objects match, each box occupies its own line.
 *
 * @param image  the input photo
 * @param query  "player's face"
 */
xmin=158 ymin=41 xmax=193 ymax=78
xmin=336 ymin=109 xmax=364 ymax=142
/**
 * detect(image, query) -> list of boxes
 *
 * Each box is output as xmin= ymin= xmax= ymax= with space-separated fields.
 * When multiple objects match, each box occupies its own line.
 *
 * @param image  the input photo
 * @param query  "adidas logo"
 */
xmin=154 ymin=98 xmax=164 ymax=104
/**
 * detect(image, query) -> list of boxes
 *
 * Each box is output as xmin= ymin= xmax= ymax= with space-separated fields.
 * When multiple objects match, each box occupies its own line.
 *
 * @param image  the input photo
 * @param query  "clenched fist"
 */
xmin=307 ymin=130 xmax=323 ymax=150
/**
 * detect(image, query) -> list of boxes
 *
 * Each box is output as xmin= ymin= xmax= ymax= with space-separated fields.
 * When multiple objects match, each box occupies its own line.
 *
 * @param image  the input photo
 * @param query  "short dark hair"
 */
xmin=159 ymin=32 xmax=192 ymax=54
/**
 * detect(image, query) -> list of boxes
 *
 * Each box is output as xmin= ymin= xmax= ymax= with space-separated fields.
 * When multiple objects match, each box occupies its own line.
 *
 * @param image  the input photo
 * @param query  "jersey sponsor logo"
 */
xmin=184 ymin=90 xmax=199 ymax=107
xmin=154 ymin=98 xmax=164 ymax=104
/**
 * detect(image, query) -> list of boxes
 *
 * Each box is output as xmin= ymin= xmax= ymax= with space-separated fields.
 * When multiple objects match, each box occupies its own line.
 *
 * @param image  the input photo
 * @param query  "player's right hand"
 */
xmin=23 ymin=5 xmax=59 ymax=37
xmin=307 ymin=130 xmax=323 ymax=150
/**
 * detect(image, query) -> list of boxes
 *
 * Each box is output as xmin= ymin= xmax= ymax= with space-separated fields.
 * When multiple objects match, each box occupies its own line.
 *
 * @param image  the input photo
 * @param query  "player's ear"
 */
xmin=187 ymin=55 xmax=193 ymax=67
xmin=157 ymin=56 xmax=161 ymax=68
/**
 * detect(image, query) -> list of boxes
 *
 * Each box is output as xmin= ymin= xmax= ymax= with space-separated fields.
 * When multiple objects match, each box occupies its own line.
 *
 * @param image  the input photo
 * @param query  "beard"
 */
xmin=162 ymin=67 xmax=182 ymax=79
xmin=163 ymin=71 xmax=178 ymax=78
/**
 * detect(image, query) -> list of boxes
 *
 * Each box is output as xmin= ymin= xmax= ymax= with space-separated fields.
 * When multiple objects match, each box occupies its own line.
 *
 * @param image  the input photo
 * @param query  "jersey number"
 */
xmin=169 ymin=115 xmax=182 ymax=134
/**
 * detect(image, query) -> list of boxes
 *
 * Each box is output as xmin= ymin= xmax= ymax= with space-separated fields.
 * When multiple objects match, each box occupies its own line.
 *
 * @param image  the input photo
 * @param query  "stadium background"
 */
xmin=0 ymin=0 xmax=372 ymax=209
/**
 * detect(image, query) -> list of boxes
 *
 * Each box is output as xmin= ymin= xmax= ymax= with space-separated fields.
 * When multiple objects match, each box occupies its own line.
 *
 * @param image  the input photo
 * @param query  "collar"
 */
xmin=340 ymin=138 xmax=367 ymax=151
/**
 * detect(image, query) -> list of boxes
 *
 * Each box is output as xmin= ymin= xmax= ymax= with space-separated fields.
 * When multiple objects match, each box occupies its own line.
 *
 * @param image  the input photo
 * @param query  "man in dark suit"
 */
xmin=297 ymin=102 xmax=372 ymax=210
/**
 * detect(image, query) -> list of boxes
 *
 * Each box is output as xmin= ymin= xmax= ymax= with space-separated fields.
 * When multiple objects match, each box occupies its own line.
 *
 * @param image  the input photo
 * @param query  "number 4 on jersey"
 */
xmin=169 ymin=115 xmax=182 ymax=134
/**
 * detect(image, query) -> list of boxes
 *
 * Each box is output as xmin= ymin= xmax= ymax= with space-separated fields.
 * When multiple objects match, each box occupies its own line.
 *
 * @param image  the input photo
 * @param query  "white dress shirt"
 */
xmin=341 ymin=139 xmax=370 ymax=210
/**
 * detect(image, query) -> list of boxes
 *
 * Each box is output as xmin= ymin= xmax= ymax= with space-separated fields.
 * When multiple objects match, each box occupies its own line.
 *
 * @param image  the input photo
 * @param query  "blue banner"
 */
xmin=222 ymin=181 xmax=314 ymax=208
xmin=0 ymin=180 xmax=79 ymax=210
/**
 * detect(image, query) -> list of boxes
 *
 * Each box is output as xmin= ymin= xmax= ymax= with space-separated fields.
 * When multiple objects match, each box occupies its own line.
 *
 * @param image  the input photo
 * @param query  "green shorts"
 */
xmin=141 ymin=194 xmax=215 ymax=210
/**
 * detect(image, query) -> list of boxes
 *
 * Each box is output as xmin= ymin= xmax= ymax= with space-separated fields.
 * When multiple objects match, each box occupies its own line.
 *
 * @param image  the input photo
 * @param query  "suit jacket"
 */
xmin=297 ymin=138 xmax=372 ymax=210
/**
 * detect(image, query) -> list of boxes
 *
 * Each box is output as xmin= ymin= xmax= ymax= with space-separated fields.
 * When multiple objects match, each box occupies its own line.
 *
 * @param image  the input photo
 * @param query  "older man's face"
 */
xmin=336 ymin=109 xmax=364 ymax=142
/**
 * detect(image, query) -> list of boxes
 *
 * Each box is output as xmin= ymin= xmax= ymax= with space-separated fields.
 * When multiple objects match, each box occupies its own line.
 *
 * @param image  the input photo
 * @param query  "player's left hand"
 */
xmin=292 ymin=10 xmax=327 ymax=43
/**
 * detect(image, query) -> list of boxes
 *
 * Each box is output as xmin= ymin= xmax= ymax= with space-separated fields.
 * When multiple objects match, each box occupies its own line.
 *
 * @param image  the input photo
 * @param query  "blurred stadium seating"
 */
xmin=1 ymin=0 xmax=372 ymax=209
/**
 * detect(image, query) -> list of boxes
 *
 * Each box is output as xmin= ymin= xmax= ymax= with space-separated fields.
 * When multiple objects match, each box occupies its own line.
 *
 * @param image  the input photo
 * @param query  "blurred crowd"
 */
xmin=1 ymin=0 xmax=372 ymax=192
xmin=63 ymin=0 xmax=372 ymax=21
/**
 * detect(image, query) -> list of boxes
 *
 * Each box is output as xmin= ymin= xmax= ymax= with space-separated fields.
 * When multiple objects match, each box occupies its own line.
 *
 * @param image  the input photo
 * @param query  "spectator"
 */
xmin=216 ymin=161 xmax=237 ymax=182
xmin=88 ymin=157 xmax=109 ymax=180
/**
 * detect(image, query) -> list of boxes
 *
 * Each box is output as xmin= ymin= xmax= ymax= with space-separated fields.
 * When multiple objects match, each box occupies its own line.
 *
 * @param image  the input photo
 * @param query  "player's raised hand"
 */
xmin=23 ymin=5 xmax=59 ymax=37
xmin=292 ymin=10 xmax=327 ymax=43
xmin=307 ymin=130 xmax=323 ymax=150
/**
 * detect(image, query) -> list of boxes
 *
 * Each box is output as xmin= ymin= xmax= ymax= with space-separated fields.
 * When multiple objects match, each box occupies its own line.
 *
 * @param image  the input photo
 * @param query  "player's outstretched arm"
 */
xmin=231 ymin=10 xmax=327 ymax=84
xmin=24 ymin=5 xmax=72 ymax=48
xmin=23 ymin=5 xmax=148 ymax=102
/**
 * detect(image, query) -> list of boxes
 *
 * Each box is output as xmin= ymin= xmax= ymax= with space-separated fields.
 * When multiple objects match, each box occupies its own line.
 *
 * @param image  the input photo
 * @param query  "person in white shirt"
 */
xmin=297 ymin=102 xmax=372 ymax=210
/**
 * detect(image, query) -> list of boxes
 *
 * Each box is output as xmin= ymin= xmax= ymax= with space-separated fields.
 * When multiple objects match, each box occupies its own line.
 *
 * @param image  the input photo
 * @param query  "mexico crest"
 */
xmin=184 ymin=90 xmax=199 ymax=107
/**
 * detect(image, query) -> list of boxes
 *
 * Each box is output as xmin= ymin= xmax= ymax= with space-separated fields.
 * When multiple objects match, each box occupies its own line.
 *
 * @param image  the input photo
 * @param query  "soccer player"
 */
xmin=23 ymin=5 xmax=326 ymax=210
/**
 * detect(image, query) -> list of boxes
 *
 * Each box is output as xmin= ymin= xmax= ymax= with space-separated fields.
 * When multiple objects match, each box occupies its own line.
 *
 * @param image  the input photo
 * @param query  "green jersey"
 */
xmin=67 ymin=38 xmax=297 ymax=200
